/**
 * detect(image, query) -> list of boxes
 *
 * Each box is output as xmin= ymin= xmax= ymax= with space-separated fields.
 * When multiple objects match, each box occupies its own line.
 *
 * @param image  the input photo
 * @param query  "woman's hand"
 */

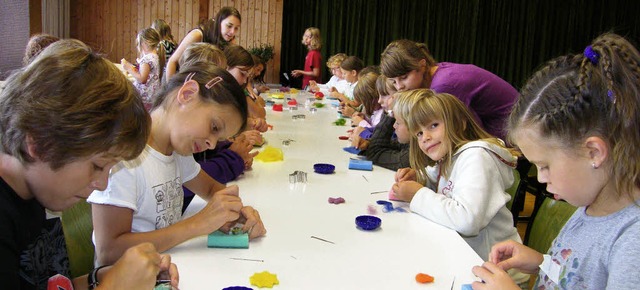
xmin=391 ymin=181 xmax=422 ymax=202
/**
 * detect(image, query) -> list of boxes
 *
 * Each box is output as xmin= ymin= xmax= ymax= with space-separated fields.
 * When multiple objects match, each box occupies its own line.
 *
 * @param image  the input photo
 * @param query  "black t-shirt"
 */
xmin=0 ymin=177 xmax=70 ymax=290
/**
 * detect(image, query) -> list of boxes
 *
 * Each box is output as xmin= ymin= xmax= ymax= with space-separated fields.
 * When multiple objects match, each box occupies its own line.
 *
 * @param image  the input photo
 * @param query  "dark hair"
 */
xmin=507 ymin=32 xmax=640 ymax=197
xmin=151 ymin=19 xmax=175 ymax=44
xmin=224 ymin=45 xmax=254 ymax=68
xmin=1 ymin=39 xmax=150 ymax=169
xmin=340 ymin=56 xmax=364 ymax=73
xmin=200 ymin=6 xmax=241 ymax=49
xmin=358 ymin=65 xmax=380 ymax=78
xmin=152 ymin=61 xmax=248 ymax=132
xmin=251 ymin=54 xmax=266 ymax=83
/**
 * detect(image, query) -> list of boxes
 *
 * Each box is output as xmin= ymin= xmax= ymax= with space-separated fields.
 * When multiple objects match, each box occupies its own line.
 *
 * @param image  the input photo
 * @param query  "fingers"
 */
xmin=240 ymin=206 xmax=267 ymax=239
xmin=168 ymin=263 xmax=179 ymax=288
xmin=217 ymin=185 xmax=240 ymax=197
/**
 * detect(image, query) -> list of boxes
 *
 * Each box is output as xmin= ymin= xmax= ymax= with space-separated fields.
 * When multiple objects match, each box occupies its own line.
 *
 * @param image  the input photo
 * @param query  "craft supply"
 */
xmin=461 ymin=284 xmax=473 ymax=290
xmin=415 ymin=273 xmax=435 ymax=283
xmin=343 ymin=146 xmax=361 ymax=154
xmin=355 ymin=215 xmax=381 ymax=230
xmin=348 ymin=159 xmax=373 ymax=171
xmin=255 ymin=146 xmax=284 ymax=162
xmin=272 ymin=104 xmax=283 ymax=111
xmin=338 ymin=135 xmax=349 ymax=140
xmin=249 ymin=271 xmax=279 ymax=288
xmin=367 ymin=205 xmax=378 ymax=215
xmin=222 ymin=286 xmax=253 ymax=290
xmin=207 ymin=231 xmax=249 ymax=248
xmin=362 ymin=175 xmax=369 ymax=182
xmin=310 ymin=235 xmax=335 ymax=244
xmin=288 ymin=170 xmax=308 ymax=183
xmin=229 ymin=257 xmax=264 ymax=262
xmin=328 ymin=197 xmax=345 ymax=204
xmin=333 ymin=118 xmax=346 ymax=126
xmin=313 ymin=163 xmax=335 ymax=174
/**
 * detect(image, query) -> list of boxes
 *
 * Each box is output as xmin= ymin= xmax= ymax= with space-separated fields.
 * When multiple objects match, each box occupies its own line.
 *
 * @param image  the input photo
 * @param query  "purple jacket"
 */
xmin=183 ymin=141 xmax=245 ymax=198
xmin=431 ymin=62 xmax=518 ymax=140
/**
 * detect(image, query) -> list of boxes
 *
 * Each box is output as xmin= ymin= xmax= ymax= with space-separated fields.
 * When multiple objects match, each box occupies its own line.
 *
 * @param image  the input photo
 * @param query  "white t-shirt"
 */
xmin=88 ymin=145 xmax=200 ymax=233
xmin=318 ymin=76 xmax=349 ymax=95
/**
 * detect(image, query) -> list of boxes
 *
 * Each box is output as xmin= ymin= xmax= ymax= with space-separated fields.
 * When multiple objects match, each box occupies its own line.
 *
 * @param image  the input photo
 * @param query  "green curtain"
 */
xmin=281 ymin=0 xmax=640 ymax=89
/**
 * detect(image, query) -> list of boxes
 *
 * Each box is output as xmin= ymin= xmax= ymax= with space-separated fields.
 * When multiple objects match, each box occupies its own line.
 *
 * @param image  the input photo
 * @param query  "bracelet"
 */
xmin=88 ymin=265 xmax=108 ymax=290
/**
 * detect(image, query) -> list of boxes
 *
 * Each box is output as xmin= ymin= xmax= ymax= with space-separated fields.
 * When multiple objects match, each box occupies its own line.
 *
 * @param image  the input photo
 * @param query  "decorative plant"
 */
xmin=248 ymin=43 xmax=274 ymax=63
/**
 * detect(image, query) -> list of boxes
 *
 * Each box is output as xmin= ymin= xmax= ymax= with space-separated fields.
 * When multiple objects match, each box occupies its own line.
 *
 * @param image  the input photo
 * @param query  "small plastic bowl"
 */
xmin=313 ymin=163 xmax=335 ymax=174
xmin=355 ymin=215 xmax=382 ymax=231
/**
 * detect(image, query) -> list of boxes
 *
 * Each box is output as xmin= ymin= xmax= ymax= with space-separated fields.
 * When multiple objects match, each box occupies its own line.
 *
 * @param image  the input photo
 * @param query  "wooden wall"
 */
xmin=69 ymin=0 xmax=283 ymax=83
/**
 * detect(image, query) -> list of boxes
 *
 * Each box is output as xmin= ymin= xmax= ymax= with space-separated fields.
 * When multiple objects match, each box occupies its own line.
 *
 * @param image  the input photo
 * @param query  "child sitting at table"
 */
xmin=121 ymin=27 xmax=165 ymax=111
xmin=309 ymin=53 xmax=349 ymax=95
xmin=350 ymin=72 xmax=384 ymax=148
xmin=151 ymin=19 xmax=177 ymax=61
xmin=338 ymin=56 xmax=364 ymax=117
xmin=89 ymin=63 xmax=267 ymax=265
xmin=472 ymin=32 xmax=640 ymax=290
xmin=392 ymin=88 xmax=529 ymax=287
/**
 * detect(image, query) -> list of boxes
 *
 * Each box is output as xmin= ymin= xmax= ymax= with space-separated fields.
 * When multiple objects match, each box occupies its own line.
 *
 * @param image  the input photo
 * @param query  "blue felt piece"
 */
xmin=343 ymin=146 xmax=361 ymax=154
xmin=461 ymin=284 xmax=473 ymax=290
xmin=207 ymin=230 xmax=249 ymax=249
xmin=348 ymin=159 xmax=373 ymax=171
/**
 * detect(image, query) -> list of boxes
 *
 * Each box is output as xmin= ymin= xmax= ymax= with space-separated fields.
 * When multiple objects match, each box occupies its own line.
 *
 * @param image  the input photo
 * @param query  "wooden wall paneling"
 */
xmin=122 ymin=0 xmax=129 ymax=62
xmin=116 ymin=0 xmax=123 ymax=61
xmin=199 ymin=0 xmax=209 ymax=24
xmin=172 ymin=0 xmax=180 ymax=43
xmin=150 ymin=0 xmax=157 ymax=27
xmin=186 ymin=0 xmax=193 ymax=38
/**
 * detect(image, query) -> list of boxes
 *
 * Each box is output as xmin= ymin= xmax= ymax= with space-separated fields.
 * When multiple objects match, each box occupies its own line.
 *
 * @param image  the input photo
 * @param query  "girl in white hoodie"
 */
xmin=392 ymin=89 xmax=528 ymax=286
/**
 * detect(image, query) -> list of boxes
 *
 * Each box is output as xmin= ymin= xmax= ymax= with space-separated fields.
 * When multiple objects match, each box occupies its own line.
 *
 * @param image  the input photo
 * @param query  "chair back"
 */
xmin=524 ymin=197 xmax=577 ymax=253
xmin=61 ymin=202 xmax=95 ymax=278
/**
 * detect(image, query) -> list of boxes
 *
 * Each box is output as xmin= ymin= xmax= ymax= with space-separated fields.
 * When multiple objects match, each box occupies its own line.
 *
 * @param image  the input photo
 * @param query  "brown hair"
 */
xmin=340 ymin=56 xmax=364 ymax=73
xmin=224 ymin=45 xmax=254 ymax=69
xmin=151 ymin=19 xmax=176 ymax=44
xmin=376 ymin=75 xmax=396 ymax=96
xmin=179 ymin=42 xmax=227 ymax=69
xmin=200 ymin=6 xmax=241 ymax=50
xmin=507 ymin=32 xmax=640 ymax=197
xmin=380 ymin=39 xmax=437 ymax=78
xmin=353 ymin=72 xmax=382 ymax=117
xmin=395 ymin=89 xmax=517 ymax=183
xmin=1 ymin=39 xmax=150 ymax=169
xmin=23 ymin=33 xmax=60 ymax=65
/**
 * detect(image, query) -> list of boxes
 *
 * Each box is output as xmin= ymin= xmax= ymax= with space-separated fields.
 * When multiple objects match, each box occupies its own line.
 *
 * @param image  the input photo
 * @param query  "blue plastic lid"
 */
xmin=314 ymin=163 xmax=335 ymax=174
xmin=222 ymin=286 xmax=253 ymax=290
xmin=355 ymin=215 xmax=382 ymax=231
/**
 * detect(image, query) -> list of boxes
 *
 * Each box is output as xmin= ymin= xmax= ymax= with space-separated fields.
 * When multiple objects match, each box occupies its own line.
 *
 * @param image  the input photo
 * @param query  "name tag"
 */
xmin=539 ymin=254 xmax=562 ymax=284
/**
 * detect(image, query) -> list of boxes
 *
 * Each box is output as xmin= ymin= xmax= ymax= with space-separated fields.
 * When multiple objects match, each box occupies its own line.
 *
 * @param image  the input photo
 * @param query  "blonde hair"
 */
xmin=179 ymin=42 xmax=227 ymax=69
xmin=326 ymin=53 xmax=347 ymax=68
xmin=0 ymin=39 xmax=150 ymax=169
xmin=508 ymin=32 xmax=640 ymax=197
xmin=380 ymin=39 xmax=436 ymax=78
xmin=303 ymin=27 xmax=322 ymax=50
xmin=353 ymin=72 xmax=382 ymax=117
xmin=395 ymin=89 xmax=517 ymax=183
xmin=137 ymin=27 xmax=166 ymax=80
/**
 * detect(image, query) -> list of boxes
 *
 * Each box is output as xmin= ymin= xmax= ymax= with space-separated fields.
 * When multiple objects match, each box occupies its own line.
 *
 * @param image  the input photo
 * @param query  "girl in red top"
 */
xmin=292 ymin=27 xmax=322 ymax=89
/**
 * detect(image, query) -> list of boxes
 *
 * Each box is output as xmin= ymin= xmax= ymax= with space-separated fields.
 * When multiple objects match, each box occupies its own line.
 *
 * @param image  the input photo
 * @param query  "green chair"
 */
xmin=524 ymin=197 xmax=577 ymax=254
xmin=61 ymin=202 xmax=95 ymax=278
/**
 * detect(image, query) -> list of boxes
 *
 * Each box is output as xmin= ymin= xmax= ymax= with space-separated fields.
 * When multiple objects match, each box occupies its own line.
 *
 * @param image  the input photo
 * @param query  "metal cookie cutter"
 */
xmin=282 ymin=138 xmax=295 ymax=146
xmin=292 ymin=114 xmax=306 ymax=120
xmin=289 ymin=170 xmax=308 ymax=184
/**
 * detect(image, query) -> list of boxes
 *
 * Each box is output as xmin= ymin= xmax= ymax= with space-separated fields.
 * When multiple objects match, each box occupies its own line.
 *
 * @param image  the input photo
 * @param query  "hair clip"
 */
xmin=607 ymin=90 xmax=616 ymax=103
xmin=185 ymin=72 xmax=196 ymax=82
xmin=583 ymin=45 xmax=599 ymax=65
xmin=205 ymin=76 xmax=223 ymax=89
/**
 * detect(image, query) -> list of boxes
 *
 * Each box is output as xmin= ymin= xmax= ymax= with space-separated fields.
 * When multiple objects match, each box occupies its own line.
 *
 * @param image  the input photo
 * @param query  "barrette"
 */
xmin=205 ymin=76 xmax=223 ymax=89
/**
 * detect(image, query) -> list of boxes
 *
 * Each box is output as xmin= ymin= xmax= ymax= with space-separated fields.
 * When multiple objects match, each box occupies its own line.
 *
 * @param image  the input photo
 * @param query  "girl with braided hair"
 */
xmin=472 ymin=33 xmax=640 ymax=289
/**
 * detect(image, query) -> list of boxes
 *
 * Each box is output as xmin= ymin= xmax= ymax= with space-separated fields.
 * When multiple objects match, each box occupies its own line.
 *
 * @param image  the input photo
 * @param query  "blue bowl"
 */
xmin=314 ymin=163 xmax=335 ymax=174
xmin=355 ymin=215 xmax=381 ymax=231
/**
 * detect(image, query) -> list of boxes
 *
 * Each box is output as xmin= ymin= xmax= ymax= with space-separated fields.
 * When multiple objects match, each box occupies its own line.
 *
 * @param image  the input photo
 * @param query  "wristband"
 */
xmin=88 ymin=265 xmax=108 ymax=290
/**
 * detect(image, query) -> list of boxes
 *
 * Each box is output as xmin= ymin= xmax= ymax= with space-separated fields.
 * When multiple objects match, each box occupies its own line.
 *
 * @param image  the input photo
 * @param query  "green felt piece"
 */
xmin=207 ymin=230 xmax=249 ymax=248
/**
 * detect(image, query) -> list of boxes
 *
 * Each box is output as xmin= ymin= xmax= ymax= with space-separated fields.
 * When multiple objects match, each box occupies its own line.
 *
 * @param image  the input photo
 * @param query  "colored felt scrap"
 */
xmin=343 ymin=146 xmax=361 ymax=154
xmin=255 ymin=146 xmax=284 ymax=162
xmin=328 ymin=197 xmax=345 ymax=204
xmin=207 ymin=231 xmax=249 ymax=249
xmin=250 ymin=271 xmax=279 ymax=288
xmin=415 ymin=273 xmax=435 ymax=283
xmin=348 ymin=159 xmax=372 ymax=170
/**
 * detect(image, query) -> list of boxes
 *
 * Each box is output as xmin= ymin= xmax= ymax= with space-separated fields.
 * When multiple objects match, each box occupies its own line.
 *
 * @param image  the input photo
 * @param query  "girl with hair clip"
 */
xmin=360 ymin=75 xmax=410 ymax=170
xmin=380 ymin=39 xmax=517 ymax=141
xmin=350 ymin=72 xmax=384 ymax=148
xmin=392 ymin=89 xmax=529 ymax=287
xmin=177 ymin=43 xmax=258 ymax=213
xmin=472 ymin=33 xmax=640 ymax=290
xmin=165 ymin=6 xmax=241 ymax=80
xmin=224 ymin=45 xmax=269 ymax=136
xmin=308 ymin=53 xmax=349 ymax=95
xmin=121 ymin=27 xmax=166 ymax=111
xmin=151 ymin=19 xmax=177 ymax=60
xmin=0 ymin=39 xmax=178 ymax=289
xmin=337 ymin=56 xmax=365 ymax=117
xmin=89 ymin=63 xmax=267 ymax=266
xmin=292 ymin=27 xmax=322 ymax=89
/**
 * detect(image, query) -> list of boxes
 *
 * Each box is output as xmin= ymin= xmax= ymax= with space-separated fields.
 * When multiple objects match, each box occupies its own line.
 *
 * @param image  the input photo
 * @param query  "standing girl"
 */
xmin=151 ymin=19 xmax=177 ymax=61
xmin=89 ymin=63 xmax=266 ymax=265
xmin=380 ymin=39 xmax=517 ymax=140
xmin=392 ymin=89 xmax=529 ymax=286
xmin=121 ymin=28 xmax=165 ymax=110
xmin=166 ymin=6 xmax=241 ymax=80
xmin=291 ymin=27 xmax=322 ymax=89
xmin=472 ymin=33 xmax=640 ymax=289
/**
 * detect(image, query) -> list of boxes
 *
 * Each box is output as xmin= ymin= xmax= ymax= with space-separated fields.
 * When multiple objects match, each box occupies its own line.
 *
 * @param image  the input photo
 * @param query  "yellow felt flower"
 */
xmin=249 ymin=271 xmax=279 ymax=288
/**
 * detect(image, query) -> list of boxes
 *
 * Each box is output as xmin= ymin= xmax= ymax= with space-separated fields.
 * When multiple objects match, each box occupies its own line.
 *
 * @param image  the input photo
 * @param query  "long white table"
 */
xmin=167 ymin=92 xmax=483 ymax=289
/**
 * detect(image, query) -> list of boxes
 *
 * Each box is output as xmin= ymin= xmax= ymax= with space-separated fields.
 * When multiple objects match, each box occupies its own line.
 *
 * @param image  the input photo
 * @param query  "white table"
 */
xmin=167 ymin=92 xmax=483 ymax=289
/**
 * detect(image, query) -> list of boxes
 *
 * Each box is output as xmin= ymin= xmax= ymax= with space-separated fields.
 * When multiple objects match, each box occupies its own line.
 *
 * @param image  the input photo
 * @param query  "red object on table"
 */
xmin=338 ymin=136 xmax=349 ymax=140
xmin=272 ymin=104 xmax=283 ymax=111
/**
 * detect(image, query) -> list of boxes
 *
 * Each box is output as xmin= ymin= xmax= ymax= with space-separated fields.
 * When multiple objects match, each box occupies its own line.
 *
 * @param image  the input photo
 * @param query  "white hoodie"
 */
xmin=410 ymin=140 xmax=521 ymax=261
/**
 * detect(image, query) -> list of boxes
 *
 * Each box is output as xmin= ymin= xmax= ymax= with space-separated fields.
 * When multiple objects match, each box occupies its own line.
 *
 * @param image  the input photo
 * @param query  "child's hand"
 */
xmin=350 ymin=126 xmax=365 ymax=148
xmin=220 ymin=206 xmax=267 ymax=240
xmin=329 ymin=86 xmax=337 ymax=93
xmin=120 ymin=58 xmax=134 ymax=72
xmin=240 ymin=130 xmax=264 ymax=146
xmin=391 ymin=181 xmax=422 ymax=202
xmin=471 ymin=262 xmax=520 ymax=290
xmin=229 ymin=134 xmax=259 ymax=169
xmin=487 ymin=240 xmax=544 ymax=274
xmin=330 ymin=91 xmax=344 ymax=100
xmin=291 ymin=70 xmax=303 ymax=77
xmin=341 ymin=105 xmax=356 ymax=119
xmin=351 ymin=112 xmax=365 ymax=126
xmin=103 ymin=243 xmax=179 ymax=289
xmin=355 ymin=139 xmax=370 ymax=151
xmin=395 ymin=167 xmax=417 ymax=182
xmin=195 ymin=185 xmax=243 ymax=235
xmin=249 ymin=117 xmax=269 ymax=132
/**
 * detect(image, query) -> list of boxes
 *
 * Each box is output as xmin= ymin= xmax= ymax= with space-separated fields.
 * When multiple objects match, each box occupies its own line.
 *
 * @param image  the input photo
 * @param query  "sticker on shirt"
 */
xmin=539 ymin=254 xmax=562 ymax=284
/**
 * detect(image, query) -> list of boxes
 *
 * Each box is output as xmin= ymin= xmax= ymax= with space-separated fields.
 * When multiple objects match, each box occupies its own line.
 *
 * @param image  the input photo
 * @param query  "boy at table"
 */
xmin=0 ymin=39 xmax=178 ymax=290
